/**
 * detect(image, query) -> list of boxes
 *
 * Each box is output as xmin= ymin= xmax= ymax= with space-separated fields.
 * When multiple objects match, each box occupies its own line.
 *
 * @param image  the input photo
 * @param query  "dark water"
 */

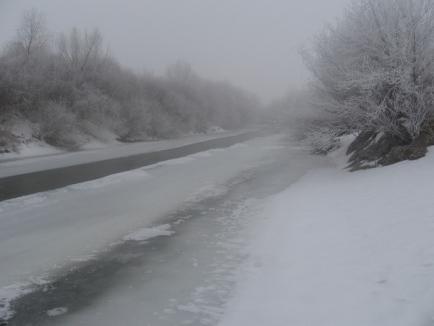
xmin=0 ymin=132 xmax=260 ymax=202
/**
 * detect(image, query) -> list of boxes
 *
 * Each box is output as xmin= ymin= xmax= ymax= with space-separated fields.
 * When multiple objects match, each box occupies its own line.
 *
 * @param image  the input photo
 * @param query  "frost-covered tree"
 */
xmin=57 ymin=28 xmax=106 ymax=75
xmin=15 ymin=9 xmax=49 ymax=61
xmin=305 ymin=0 xmax=434 ymax=141
xmin=0 ymin=11 xmax=259 ymax=152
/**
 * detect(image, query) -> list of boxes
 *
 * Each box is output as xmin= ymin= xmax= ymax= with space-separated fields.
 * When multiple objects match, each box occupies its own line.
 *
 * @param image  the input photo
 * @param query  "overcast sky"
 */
xmin=0 ymin=0 xmax=349 ymax=102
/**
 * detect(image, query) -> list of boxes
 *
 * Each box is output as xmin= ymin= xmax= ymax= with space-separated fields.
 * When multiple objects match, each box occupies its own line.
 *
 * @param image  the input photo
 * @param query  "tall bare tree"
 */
xmin=16 ymin=9 xmax=49 ymax=61
xmin=57 ymin=28 xmax=104 ymax=73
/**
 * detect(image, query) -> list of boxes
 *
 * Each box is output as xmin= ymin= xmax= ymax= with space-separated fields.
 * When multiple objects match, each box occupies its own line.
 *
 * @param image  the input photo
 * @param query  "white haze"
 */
xmin=0 ymin=0 xmax=348 ymax=102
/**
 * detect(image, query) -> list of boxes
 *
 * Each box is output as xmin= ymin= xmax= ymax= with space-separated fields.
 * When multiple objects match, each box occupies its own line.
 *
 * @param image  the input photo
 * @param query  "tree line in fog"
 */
xmin=0 ymin=10 xmax=259 ymax=151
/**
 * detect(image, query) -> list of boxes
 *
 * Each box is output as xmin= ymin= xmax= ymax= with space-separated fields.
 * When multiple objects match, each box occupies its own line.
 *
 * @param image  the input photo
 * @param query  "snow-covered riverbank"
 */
xmin=220 ymin=147 xmax=434 ymax=326
xmin=6 ymin=132 xmax=432 ymax=326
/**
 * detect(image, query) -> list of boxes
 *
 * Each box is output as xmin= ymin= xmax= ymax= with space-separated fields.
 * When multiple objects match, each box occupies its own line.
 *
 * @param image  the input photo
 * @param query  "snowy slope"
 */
xmin=220 ymin=148 xmax=434 ymax=326
xmin=0 ymin=131 xmax=246 ymax=178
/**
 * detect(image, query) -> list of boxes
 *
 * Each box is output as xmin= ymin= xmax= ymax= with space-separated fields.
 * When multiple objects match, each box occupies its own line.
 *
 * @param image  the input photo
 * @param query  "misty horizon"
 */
xmin=0 ymin=0 xmax=348 ymax=103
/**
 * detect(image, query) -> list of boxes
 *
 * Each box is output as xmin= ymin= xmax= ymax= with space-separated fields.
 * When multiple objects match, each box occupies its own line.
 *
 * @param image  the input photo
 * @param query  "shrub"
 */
xmin=38 ymin=102 xmax=84 ymax=150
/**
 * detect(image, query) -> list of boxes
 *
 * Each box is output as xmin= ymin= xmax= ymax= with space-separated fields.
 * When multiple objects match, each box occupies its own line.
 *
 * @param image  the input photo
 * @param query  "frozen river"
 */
xmin=0 ymin=131 xmax=258 ymax=201
xmin=1 ymin=135 xmax=328 ymax=325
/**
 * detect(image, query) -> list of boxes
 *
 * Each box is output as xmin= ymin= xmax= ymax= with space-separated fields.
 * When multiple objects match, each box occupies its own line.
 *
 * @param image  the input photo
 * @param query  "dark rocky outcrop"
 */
xmin=346 ymin=124 xmax=434 ymax=171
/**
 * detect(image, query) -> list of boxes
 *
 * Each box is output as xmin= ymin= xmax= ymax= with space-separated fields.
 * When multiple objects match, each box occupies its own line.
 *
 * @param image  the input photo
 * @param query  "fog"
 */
xmin=4 ymin=1 xmax=434 ymax=325
xmin=0 ymin=0 xmax=348 ymax=102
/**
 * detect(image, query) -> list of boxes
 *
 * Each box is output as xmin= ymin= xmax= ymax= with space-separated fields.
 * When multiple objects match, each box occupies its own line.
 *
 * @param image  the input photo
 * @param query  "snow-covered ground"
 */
xmin=5 ymin=132 xmax=433 ymax=325
xmin=0 ymin=135 xmax=289 ymax=321
xmin=0 ymin=131 xmax=246 ymax=178
xmin=219 ymin=146 xmax=434 ymax=326
xmin=0 ymin=142 xmax=63 ymax=161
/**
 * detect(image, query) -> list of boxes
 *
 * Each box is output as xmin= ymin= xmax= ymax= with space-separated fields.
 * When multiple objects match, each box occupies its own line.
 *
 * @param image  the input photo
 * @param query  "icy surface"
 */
xmin=219 ymin=148 xmax=434 ymax=326
xmin=43 ymin=140 xmax=324 ymax=326
xmin=0 ymin=131 xmax=245 ymax=178
xmin=123 ymin=224 xmax=175 ymax=241
xmin=0 ymin=135 xmax=292 ymax=322
xmin=0 ymin=284 xmax=32 ymax=320
xmin=46 ymin=307 xmax=68 ymax=317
